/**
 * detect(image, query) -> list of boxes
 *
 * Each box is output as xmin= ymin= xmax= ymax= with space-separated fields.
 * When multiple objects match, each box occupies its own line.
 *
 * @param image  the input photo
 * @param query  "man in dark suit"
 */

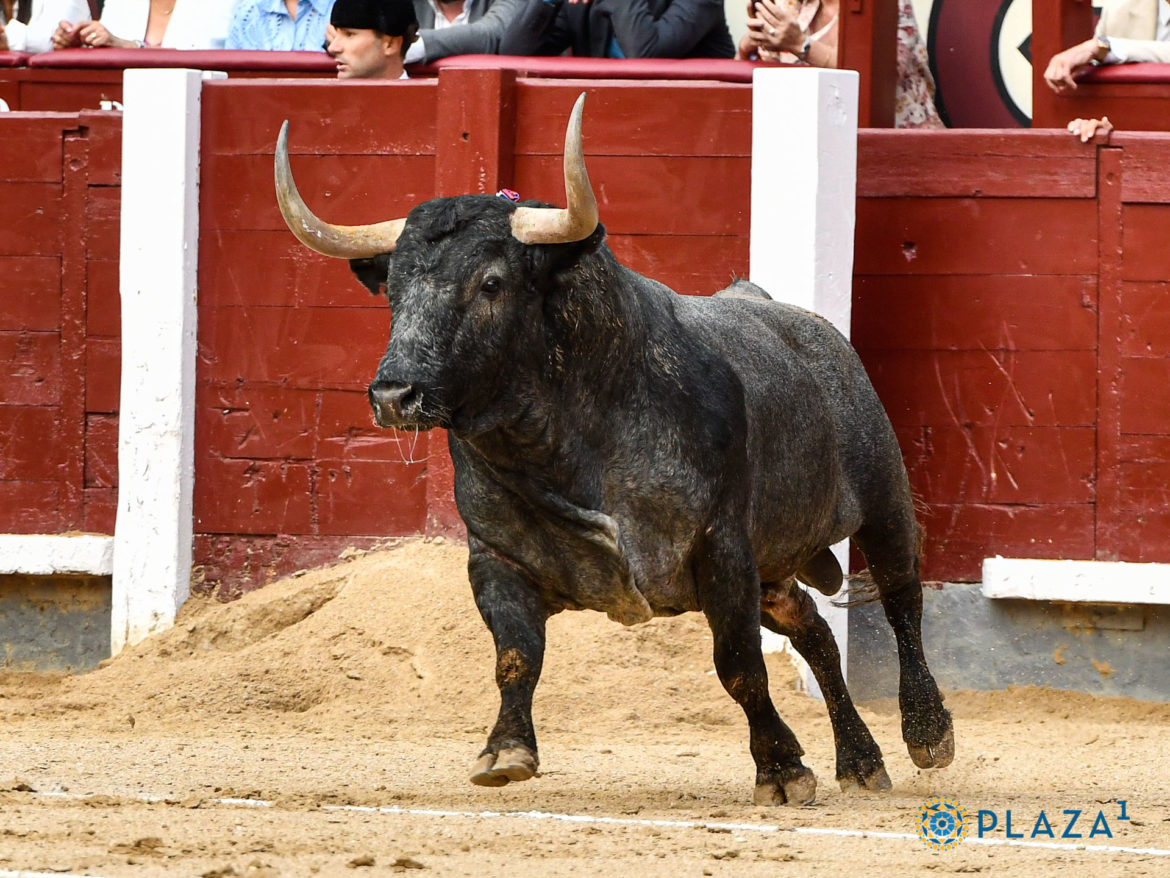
xmin=405 ymin=0 xmax=521 ymax=62
xmin=499 ymin=0 xmax=734 ymax=59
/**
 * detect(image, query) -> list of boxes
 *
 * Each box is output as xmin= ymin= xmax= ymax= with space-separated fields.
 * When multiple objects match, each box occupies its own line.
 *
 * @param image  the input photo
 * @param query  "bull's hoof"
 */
xmin=838 ymin=764 xmax=893 ymax=793
xmin=907 ymin=724 xmax=955 ymax=770
xmin=753 ymin=766 xmax=817 ymax=806
xmin=469 ymin=746 xmax=539 ymax=787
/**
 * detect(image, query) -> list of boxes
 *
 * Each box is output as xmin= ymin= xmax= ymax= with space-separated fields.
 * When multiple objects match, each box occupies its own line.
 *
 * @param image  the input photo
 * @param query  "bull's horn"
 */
xmin=275 ymin=120 xmax=405 ymax=258
xmin=510 ymin=93 xmax=599 ymax=245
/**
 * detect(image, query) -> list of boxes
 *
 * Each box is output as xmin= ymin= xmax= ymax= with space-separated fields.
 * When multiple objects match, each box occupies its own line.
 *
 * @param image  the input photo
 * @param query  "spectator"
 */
xmin=227 ymin=0 xmax=335 ymax=51
xmin=404 ymin=0 xmax=520 ymax=64
xmin=51 ymin=0 xmax=239 ymax=50
xmin=326 ymin=0 xmax=417 ymax=78
xmin=739 ymin=0 xmax=943 ymax=129
xmin=499 ymin=0 xmax=735 ymax=59
xmin=1043 ymin=0 xmax=1170 ymax=94
xmin=0 ymin=0 xmax=91 ymax=53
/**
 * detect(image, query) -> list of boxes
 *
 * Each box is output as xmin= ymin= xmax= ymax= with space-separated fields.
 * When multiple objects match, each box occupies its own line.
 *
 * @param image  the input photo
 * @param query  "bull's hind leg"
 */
xmin=853 ymin=517 xmax=954 ymax=769
xmin=760 ymin=579 xmax=891 ymax=792
xmin=695 ymin=530 xmax=816 ymax=806
xmin=467 ymin=545 xmax=547 ymax=787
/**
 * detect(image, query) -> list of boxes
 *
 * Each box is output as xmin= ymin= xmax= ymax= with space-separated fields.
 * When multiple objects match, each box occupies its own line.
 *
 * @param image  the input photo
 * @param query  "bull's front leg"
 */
xmin=695 ymin=525 xmax=817 ymax=806
xmin=467 ymin=542 xmax=548 ymax=787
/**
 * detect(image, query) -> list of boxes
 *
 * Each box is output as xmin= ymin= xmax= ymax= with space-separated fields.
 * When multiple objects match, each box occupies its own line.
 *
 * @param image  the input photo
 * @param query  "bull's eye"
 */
xmin=480 ymin=276 xmax=502 ymax=299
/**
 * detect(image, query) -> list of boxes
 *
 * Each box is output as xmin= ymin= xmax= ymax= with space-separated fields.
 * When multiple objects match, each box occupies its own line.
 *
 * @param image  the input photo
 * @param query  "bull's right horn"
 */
xmin=275 ymin=121 xmax=405 ymax=258
xmin=510 ymin=93 xmax=599 ymax=245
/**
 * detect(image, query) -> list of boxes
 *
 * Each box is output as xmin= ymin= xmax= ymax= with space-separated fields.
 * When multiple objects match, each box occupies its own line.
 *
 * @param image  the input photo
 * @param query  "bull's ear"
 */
xmin=349 ymin=255 xmax=392 ymax=298
xmin=525 ymin=222 xmax=607 ymax=278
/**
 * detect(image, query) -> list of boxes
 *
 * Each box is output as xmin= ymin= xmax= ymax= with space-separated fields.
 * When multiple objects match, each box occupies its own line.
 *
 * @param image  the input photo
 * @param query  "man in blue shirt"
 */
xmin=228 ymin=0 xmax=337 ymax=51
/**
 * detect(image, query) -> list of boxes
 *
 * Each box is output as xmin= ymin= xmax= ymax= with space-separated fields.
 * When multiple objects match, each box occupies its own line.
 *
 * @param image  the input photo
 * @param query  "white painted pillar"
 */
xmin=749 ymin=67 xmax=859 ymax=697
xmin=112 ymin=69 xmax=224 ymax=655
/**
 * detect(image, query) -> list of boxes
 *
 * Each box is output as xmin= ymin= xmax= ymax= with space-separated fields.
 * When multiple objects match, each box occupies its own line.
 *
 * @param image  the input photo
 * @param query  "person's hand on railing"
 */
xmin=0 ymin=20 xmax=9 ymax=53
xmin=52 ymin=19 xmax=141 ymax=50
xmin=1044 ymin=38 xmax=1104 ymax=93
xmin=1068 ymin=116 xmax=1113 ymax=142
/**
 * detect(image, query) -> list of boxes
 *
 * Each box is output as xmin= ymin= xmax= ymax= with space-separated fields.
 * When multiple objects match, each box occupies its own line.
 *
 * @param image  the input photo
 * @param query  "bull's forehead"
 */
xmin=388 ymin=195 xmax=532 ymax=285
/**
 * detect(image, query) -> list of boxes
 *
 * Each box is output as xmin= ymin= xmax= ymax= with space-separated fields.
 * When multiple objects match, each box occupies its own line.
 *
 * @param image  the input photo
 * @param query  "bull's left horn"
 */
xmin=275 ymin=121 xmax=405 ymax=258
xmin=510 ymin=93 xmax=599 ymax=245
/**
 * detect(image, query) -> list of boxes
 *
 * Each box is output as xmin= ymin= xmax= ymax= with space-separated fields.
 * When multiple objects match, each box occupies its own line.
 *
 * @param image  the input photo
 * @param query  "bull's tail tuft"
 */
xmin=831 ymin=569 xmax=881 ymax=608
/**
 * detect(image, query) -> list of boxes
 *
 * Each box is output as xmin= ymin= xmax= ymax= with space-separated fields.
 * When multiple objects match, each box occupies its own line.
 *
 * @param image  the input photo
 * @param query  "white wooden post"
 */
xmin=750 ymin=67 xmax=859 ymax=697
xmin=112 ymin=68 xmax=224 ymax=654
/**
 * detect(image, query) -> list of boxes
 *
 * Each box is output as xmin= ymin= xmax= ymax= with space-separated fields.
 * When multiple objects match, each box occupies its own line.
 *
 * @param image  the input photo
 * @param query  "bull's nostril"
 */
xmin=368 ymin=380 xmax=418 ymax=424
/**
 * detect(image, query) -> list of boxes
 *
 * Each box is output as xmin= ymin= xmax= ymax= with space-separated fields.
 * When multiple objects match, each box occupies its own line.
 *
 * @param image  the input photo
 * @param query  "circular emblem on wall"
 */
xmin=925 ymin=0 xmax=1033 ymax=127
xmin=916 ymin=795 xmax=969 ymax=850
xmin=991 ymin=0 xmax=1033 ymax=124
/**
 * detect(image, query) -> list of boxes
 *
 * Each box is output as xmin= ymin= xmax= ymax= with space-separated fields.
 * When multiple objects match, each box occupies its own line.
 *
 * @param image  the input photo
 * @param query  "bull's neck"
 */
xmin=469 ymin=251 xmax=676 ymax=473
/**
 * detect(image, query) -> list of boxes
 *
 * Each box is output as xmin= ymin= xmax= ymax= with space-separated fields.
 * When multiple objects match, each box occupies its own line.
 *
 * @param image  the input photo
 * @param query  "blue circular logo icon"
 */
xmin=917 ymin=796 xmax=968 ymax=850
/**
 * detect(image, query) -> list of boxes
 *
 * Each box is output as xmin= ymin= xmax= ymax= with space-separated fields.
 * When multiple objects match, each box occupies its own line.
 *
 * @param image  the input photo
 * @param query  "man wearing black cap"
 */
xmin=327 ymin=0 xmax=419 ymax=79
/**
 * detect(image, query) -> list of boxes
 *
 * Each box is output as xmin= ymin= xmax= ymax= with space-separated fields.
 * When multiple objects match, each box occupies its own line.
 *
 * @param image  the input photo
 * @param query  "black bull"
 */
xmin=274 ymin=94 xmax=953 ymax=805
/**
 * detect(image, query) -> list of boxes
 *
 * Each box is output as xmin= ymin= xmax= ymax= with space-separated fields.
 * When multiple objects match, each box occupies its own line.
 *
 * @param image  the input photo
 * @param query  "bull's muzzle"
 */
xmin=368 ymin=380 xmax=424 ymax=429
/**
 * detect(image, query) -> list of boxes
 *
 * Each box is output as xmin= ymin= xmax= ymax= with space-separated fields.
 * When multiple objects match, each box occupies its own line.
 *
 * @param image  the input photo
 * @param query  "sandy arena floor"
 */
xmin=1 ymin=538 xmax=1168 ymax=877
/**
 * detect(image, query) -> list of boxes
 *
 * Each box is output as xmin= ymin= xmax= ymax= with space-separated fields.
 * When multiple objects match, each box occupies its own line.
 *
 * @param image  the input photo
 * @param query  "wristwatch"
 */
xmin=1093 ymin=36 xmax=1111 ymax=63
xmin=797 ymin=32 xmax=812 ymax=62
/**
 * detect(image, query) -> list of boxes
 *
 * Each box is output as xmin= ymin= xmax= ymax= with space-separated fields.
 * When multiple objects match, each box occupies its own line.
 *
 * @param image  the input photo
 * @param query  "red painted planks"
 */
xmin=606 ymin=235 xmax=748 ymax=296
xmin=0 ymin=406 xmax=67 ymax=481
xmin=80 ymin=110 xmax=123 ymax=186
xmin=858 ymin=130 xmax=1097 ymax=199
xmin=201 ymin=154 xmax=436 ymax=232
xmin=315 ymin=458 xmax=428 ymax=535
xmin=0 ymin=183 xmax=63 ymax=256
xmin=435 ymin=66 xmax=516 ymax=197
xmin=84 ymin=413 xmax=117 ymax=488
xmin=85 ymin=185 xmax=120 ymax=261
xmin=1118 ymin=440 xmax=1170 ymax=513
xmin=0 ymin=331 xmax=61 ymax=405
xmin=852 ymin=275 xmax=1098 ymax=352
xmin=1119 ymin=282 xmax=1170 ymax=358
xmin=20 ymin=77 xmax=123 ymax=113
xmin=85 ymin=260 xmax=120 ymax=338
xmin=0 ymin=116 xmax=69 ymax=182
xmin=895 ymin=424 xmax=1095 ymax=505
xmin=197 ymin=383 xmax=318 ymax=462
xmin=918 ymin=503 xmax=1096 ymax=582
xmin=512 ymin=155 xmax=749 ymax=237
xmin=198 ymin=231 xmax=372 ymax=309
xmin=1114 ymin=510 xmax=1170 ymax=563
xmin=1118 ymin=358 xmax=1170 ymax=435
xmin=82 ymin=486 xmax=116 ymax=534
xmin=854 ymin=197 xmax=1098 ymax=276
xmin=860 ymin=350 xmax=1098 ymax=429
xmin=1120 ymin=204 xmax=1170 ymax=283
xmin=513 ymin=79 xmax=753 ymax=157
xmin=0 ymin=480 xmax=64 ymax=533
xmin=193 ymin=456 xmax=314 ymax=535
xmin=1119 ymin=134 xmax=1170 ymax=202
xmin=200 ymin=305 xmax=390 ymax=390
xmin=201 ymin=79 xmax=438 ymax=156
xmin=192 ymin=533 xmax=388 ymax=597
xmin=0 ymin=257 xmax=61 ymax=331
xmin=83 ymin=336 xmax=120 ymax=413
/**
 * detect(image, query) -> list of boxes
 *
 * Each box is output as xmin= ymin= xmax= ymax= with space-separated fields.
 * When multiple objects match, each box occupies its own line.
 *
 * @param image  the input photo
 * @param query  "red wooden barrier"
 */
xmin=0 ymin=111 xmax=121 ymax=535
xmin=6 ymin=69 xmax=1170 ymax=593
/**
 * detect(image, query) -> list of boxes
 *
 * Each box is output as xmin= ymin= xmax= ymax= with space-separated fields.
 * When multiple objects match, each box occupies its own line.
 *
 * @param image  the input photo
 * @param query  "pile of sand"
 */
xmin=0 ymin=538 xmax=821 ymax=740
xmin=5 ymin=537 xmax=1168 ymax=747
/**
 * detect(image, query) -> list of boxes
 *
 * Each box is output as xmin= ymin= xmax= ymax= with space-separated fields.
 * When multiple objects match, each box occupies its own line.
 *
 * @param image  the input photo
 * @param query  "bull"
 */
xmin=274 ymin=94 xmax=953 ymax=805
